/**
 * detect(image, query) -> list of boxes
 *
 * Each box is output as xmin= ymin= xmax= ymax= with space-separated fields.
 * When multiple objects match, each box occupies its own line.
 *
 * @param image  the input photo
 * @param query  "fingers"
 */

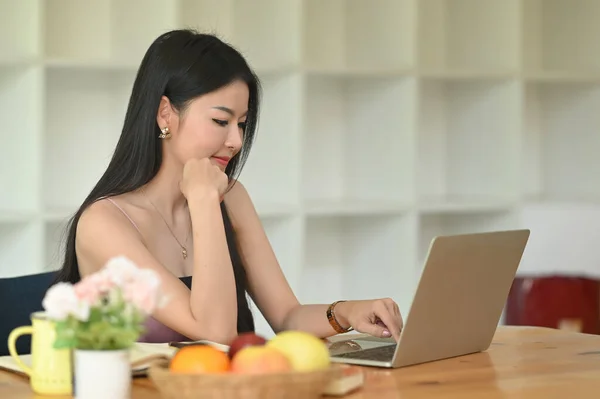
xmin=342 ymin=298 xmax=404 ymax=343
xmin=374 ymin=300 xmax=402 ymax=342
xmin=359 ymin=318 xmax=393 ymax=339
xmin=386 ymin=299 xmax=404 ymax=330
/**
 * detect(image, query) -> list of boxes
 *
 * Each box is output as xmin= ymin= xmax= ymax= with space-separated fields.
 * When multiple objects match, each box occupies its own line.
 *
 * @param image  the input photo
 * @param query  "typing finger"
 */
xmin=374 ymin=303 xmax=401 ymax=341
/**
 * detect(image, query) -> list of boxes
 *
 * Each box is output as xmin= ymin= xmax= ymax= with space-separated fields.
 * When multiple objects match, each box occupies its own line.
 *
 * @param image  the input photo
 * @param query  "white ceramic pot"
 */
xmin=74 ymin=348 xmax=131 ymax=399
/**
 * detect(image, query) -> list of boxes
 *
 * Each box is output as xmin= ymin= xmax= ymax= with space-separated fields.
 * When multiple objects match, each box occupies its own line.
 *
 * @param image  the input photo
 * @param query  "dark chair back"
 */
xmin=0 ymin=271 xmax=56 ymax=356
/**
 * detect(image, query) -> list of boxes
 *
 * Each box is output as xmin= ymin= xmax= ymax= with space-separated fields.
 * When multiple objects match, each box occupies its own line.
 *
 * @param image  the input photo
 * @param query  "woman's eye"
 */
xmin=238 ymin=122 xmax=247 ymax=131
xmin=213 ymin=119 xmax=228 ymax=127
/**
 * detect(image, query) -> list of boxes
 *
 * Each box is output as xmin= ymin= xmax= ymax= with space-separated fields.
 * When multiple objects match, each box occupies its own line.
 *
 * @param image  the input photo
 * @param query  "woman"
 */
xmin=53 ymin=29 xmax=403 ymax=345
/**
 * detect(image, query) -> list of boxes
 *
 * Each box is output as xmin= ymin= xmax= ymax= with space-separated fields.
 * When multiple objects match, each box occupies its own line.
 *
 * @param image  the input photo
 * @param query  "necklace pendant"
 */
xmin=182 ymin=248 xmax=188 ymax=259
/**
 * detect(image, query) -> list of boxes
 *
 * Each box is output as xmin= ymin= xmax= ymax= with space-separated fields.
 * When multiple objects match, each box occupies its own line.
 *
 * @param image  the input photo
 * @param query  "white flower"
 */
xmin=103 ymin=256 xmax=141 ymax=286
xmin=42 ymin=282 xmax=90 ymax=321
xmin=122 ymin=268 xmax=163 ymax=314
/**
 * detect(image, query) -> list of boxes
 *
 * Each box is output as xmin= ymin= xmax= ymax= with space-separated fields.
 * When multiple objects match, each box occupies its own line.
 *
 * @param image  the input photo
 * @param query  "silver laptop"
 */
xmin=328 ymin=229 xmax=530 ymax=368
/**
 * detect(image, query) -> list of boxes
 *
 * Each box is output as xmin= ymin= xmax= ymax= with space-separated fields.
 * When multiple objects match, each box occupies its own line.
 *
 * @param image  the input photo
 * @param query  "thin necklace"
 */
xmin=143 ymin=190 xmax=190 ymax=260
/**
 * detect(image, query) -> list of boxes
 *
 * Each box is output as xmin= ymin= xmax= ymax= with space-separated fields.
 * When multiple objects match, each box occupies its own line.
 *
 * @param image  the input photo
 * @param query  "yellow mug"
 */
xmin=7 ymin=311 xmax=72 ymax=395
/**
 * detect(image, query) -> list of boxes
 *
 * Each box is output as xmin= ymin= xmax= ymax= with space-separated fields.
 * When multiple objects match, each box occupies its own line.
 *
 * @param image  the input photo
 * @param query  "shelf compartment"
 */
xmin=523 ymin=0 xmax=600 ymax=76
xmin=523 ymin=82 xmax=600 ymax=202
xmin=304 ymin=199 xmax=409 ymax=217
xmin=250 ymin=215 xmax=303 ymax=338
xmin=45 ymin=220 xmax=68 ymax=272
xmin=110 ymin=0 xmax=179 ymax=63
xmin=43 ymin=69 xmax=136 ymax=211
xmin=239 ymin=72 xmax=302 ymax=209
xmin=44 ymin=0 xmax=178 ymax=65
xmin=301 ymin=214 xmax=417 ymax=313
xmin=179 ymin=0 xmax=234 ymax=40
xmin=44 ymin=0 xmax=110 ymax=61
xmin=417 ymin=78 xmax=520 ymax=205
xmin=418 ymin=0 xmax=519 ymax=74
xmin=516 ymin=203 xmax=600 ymax=277
xmin=0 ymin=0 xmax=41 ymax=62
xmin=260 ymin=215 xmax=303 ymax=293
xmin=418 ymin=211 xmax=520 ymax=269
xmin=0 ymin=211 xmax=36 ymax=223
xmin=303 ymin=0 xmax=415 ymax=73
xmin=302 ymin=75 xmax=416 ymax=205
xmin=180 ymin=0 xmax=301 ymax=73
xmin=231 ymin=0 xmax=301 ymax=72
xmin=418 ymin=198 xmax=517 ymax=214
xmin=0 ymin=222 xmax=43 ymax=278
xmin=0 ymin=66 xmax=42 ymax=213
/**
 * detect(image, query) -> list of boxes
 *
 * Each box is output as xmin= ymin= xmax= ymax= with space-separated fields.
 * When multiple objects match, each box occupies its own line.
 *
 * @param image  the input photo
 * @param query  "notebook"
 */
xmin=0 ymin=340 xmax=228 ymax=378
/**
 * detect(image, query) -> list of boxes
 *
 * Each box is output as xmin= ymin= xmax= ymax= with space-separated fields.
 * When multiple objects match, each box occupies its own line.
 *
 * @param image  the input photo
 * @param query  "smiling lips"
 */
xmin=212 ymin=156 xmax=230 ymax=167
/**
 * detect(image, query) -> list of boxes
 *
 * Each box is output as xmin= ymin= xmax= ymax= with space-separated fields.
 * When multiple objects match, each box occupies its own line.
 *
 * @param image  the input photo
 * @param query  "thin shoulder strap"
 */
xmin=104 ymin=197 xmax=143 ymax=236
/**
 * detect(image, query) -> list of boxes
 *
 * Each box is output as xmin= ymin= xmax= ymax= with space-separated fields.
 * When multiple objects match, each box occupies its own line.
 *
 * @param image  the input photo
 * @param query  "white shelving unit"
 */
xmin=2 ymin=0 xmax=600 ymax=337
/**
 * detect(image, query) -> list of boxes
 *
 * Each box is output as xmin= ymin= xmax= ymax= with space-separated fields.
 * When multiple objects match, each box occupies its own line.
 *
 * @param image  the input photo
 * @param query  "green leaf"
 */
xmin=49 ymin=287 xmax=149 ymax=350
xmin=53 ymin=337 xmax=75 ymax=350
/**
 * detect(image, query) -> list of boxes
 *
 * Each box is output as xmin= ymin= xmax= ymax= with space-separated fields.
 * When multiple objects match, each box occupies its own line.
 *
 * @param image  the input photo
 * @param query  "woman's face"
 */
xmin=158 ymin=79 xmax=249 ymax=172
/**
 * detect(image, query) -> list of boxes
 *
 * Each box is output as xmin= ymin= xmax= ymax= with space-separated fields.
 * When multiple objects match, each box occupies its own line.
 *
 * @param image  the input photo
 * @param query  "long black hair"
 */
xmin=52 ymin=29 xmax=260 ymax=332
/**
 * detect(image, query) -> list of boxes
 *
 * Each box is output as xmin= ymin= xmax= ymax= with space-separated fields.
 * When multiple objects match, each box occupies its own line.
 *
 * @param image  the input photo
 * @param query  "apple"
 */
xmin=266 ymin=331 xmax=331 ymax=371
xmin=228 ymin=332 xmax=267 ymax=359
xmin=230 ymin=346 xmax=292 ymax=374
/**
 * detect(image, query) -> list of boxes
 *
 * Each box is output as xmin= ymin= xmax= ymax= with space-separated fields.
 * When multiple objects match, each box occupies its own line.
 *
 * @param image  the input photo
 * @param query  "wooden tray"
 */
xmin=148 ymin=359 xmax=344 ymax=399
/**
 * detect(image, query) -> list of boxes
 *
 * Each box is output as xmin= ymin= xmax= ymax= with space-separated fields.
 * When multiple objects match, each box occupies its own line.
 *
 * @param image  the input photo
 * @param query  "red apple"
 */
xmin=228 ymin=332 xmax=267 ymax=359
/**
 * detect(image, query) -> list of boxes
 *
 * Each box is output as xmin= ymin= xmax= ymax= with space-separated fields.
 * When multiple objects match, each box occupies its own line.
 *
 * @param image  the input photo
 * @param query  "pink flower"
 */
xmin=89 ymin=270 xmax=115 ymax=293
xmin=72 ymin=263 xmax=118 ymax=305
xmin=73 ymin=272 xmax=111 ymax=305
xmin=43 ymin=282 xmax=90 ymax=321
xmin=74 ymin=280 xmax=100 ymax=305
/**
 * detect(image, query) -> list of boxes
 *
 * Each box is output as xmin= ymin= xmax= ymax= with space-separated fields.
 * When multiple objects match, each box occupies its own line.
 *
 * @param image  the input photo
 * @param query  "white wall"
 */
xmin=1 ymin=0 xmax=600 ymax=337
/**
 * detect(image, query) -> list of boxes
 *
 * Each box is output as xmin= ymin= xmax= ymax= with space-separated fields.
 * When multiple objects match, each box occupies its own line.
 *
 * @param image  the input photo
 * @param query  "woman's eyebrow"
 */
xmin=212 ymin=106 xmax=248 ymax=118
xmin=212 ymin=106 xmax=234 ymax=115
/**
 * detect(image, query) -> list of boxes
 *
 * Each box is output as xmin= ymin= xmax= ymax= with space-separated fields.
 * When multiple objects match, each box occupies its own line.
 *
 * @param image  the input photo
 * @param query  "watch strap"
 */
xmin=327 ymin=300 xmax=353 ymax=334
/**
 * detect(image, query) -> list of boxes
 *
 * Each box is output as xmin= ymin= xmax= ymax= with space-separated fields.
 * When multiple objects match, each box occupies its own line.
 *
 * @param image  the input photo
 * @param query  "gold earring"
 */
xmin=159 ymin=127 xmax=171 ymax=139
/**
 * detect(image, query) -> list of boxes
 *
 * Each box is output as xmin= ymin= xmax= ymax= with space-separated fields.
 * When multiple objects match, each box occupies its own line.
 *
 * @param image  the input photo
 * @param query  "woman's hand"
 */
xmin=180 ymin=158 xmax=228 ymax=200
xmin=335 ymin=299 xmax=404 ymax=341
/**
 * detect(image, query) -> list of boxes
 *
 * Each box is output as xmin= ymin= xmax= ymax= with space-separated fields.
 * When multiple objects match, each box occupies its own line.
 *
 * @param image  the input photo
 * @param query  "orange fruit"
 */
xmin=169 ymin=344 xmax=230 ymax=374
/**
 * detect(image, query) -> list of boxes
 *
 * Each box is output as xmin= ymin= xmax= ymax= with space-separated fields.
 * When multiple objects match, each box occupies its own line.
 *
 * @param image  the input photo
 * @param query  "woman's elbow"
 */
xmin=188 ymin=309 xmax=238 ymax=344
xmin=187 ymin=324 xmax=238 ymax=345
xmin=278 ymin=304 xmax=303 ymax=332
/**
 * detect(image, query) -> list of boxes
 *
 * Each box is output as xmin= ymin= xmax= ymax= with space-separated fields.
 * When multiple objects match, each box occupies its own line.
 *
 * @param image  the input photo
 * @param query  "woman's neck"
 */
xmin=140 ymin=156 xmax=188 ymax=221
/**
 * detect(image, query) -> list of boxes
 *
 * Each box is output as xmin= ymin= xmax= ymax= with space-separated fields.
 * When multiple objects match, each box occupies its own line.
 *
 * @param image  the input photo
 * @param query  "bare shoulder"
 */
xmin=224 ymin=180 xmax=251 ymax=204
xmin=222 ymin=180 xmax=258 ymax=230
xmin=76 ymin=197 xmax=146 ymax=275
xmin=77 ymin=198 xmax=141 ymax=239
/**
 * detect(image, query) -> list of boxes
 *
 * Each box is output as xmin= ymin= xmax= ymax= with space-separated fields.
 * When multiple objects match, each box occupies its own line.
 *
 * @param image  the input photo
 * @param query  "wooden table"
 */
xmin=2 ymin=326 xmax=599 ymax=398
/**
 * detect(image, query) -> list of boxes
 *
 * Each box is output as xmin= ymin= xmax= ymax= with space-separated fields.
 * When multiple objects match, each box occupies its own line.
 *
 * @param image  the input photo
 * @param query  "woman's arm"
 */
xmin=280 ymin=300 xmax=403 ymax=341
xmin=76 ymin=191 xmax=238 ymax=344
xmin=187 ymin=189 xmax=238 ymax=340
xmin=224 ymin=182 xmax=403 ymax=340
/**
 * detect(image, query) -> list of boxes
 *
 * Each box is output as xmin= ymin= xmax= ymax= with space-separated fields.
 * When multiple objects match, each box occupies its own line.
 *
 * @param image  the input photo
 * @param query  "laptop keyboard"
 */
xmin=333 ymin=343 xmax=397 ymax=361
